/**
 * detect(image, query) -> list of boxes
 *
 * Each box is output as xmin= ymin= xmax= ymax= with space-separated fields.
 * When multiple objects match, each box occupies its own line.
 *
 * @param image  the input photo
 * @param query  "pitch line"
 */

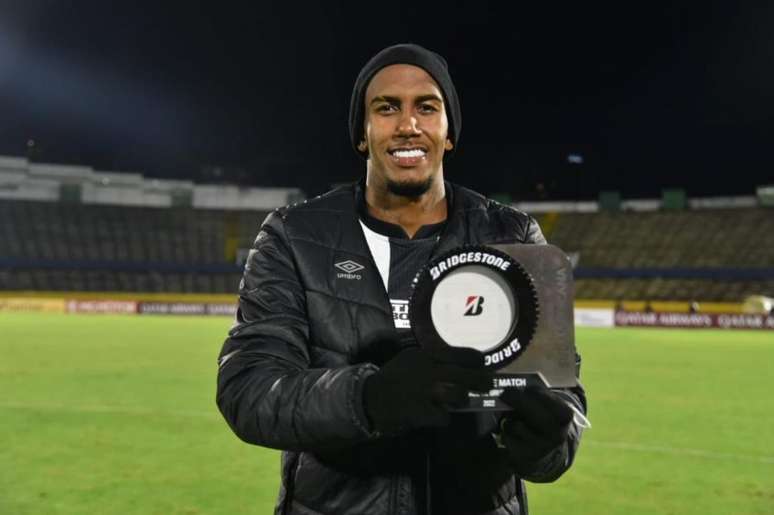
xmin=0 ymin=401 xmax=215 ymax=419
xmin=585 ymin=440 xmax=774 ymax=465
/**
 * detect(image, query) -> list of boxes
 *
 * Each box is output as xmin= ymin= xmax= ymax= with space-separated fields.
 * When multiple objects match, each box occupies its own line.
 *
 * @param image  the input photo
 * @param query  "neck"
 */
xmin=365 ymin=168 xmax=447 ymax=239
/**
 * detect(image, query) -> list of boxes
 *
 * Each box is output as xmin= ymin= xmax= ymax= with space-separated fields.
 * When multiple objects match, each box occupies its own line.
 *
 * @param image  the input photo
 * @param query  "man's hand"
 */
xmin=498 ymin=385 xmax=575 ymax=465
xmin=363 ymin=344 xmax=493 ymax=435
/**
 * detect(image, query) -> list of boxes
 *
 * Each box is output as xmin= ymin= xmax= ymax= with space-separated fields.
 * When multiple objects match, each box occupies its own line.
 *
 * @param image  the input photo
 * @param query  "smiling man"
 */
xmin=216 ymin=44 xmax=586 ymax=515
xmin=360 ymin=63 xmax=450 ymax=220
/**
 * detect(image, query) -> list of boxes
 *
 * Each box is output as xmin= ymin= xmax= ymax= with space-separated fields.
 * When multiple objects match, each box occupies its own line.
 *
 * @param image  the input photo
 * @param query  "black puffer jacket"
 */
xmin=216 ymin=181 xmax=586 ymax=515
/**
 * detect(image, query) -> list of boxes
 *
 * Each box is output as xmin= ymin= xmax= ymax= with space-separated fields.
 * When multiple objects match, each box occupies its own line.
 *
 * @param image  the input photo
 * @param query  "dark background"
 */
xmin=1 ymin=1 xmax=772 ymax=200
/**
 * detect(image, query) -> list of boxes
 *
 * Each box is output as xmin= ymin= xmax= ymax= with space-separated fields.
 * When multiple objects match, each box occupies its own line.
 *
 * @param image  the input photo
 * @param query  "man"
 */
xmin=217 ymin=43 xmax=587 ymax=515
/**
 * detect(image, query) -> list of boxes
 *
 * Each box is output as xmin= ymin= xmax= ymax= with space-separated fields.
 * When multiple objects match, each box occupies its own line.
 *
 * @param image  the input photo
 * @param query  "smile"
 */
xmin=387 ymin=147 xmax=428 ymax=167
xmin=388 ymin=148 xmax=427 ymax=158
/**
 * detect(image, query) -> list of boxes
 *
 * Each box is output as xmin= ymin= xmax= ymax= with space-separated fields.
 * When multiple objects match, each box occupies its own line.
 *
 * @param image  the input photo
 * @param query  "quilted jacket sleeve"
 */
xmin=216 ymin=211 xmax=376 ymax=452
xmin=508 ymin=215 xmax=588 ymax=483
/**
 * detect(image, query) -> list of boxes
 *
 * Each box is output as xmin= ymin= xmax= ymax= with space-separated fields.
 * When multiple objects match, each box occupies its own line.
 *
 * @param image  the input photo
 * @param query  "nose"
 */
xmin=396 ymin=111 xmax=421 ymax=137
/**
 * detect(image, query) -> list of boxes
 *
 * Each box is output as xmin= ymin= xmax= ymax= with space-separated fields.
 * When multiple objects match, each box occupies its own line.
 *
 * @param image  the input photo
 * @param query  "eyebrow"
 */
xmin=370 ymin=94 xmax=444 ymax=105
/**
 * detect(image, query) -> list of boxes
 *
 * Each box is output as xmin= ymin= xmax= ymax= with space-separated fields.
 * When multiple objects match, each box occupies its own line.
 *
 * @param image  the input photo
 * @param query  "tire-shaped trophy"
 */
xmin=409 ymin=243 xmax=578 ymax=411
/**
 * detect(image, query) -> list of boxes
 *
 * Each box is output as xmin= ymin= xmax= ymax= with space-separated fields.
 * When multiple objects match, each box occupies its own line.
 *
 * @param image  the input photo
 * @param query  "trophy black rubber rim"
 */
xmin=409 ymin=245 xmax=539 ymax=369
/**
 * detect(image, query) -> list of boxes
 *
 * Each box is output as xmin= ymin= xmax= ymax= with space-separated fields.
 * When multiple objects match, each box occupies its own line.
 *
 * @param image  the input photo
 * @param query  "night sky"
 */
xmin=1 ymin=2 xmax=772 ymax=200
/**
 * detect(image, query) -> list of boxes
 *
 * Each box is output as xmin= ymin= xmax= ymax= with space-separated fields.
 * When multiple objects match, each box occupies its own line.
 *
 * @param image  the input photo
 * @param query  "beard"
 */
xmin=385 ymin=175 xmax=435 ymax=198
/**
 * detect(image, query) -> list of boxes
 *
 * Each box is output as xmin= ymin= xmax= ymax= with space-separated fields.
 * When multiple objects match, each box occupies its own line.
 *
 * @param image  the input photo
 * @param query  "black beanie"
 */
xmin=348 ymin=43 xmax=461 ymax=159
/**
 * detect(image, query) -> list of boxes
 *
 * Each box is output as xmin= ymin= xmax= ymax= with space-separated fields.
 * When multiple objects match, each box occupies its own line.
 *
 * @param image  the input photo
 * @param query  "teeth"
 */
xmin=393 ymin=149 xmax=426 ymax=158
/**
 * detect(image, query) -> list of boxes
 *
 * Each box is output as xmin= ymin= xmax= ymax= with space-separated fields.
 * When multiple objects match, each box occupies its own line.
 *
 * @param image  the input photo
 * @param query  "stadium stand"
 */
xmin=1 ymin=197 xmax=772 ymax=301
xmin=543 ymin=208 xmax=774 ymax=301
xmin=546 ymin=209 xmax=774 ymax=268
xmin=0 ymin=200 xmax=269 ymax=293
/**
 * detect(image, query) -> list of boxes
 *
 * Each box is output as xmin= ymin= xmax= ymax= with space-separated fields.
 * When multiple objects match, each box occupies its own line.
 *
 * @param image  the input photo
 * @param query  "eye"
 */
xmin=418 ymin=103 xmax=439 ymax=114
xmin=376 ymin=104 xmax=398 ymax=113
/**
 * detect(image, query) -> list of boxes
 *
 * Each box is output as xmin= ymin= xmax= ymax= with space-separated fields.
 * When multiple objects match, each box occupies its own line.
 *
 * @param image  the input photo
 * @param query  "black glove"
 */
xmin=499 ymin=385 xmax=575 ymax=465
xmin=363 ymin=345 xmax=493 ymax=435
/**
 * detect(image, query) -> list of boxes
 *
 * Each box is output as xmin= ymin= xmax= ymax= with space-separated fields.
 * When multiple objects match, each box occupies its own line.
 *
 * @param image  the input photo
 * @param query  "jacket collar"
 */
xmin=354 ymin=178 xmax=454 ymax=241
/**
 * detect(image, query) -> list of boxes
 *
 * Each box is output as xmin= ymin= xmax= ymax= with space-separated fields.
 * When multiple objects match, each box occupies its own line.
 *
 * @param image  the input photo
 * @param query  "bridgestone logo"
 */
xmin=464 ymin=296 xmax=485 ymax=316
xmin=430 ymin=251 xmax=510 ymax=280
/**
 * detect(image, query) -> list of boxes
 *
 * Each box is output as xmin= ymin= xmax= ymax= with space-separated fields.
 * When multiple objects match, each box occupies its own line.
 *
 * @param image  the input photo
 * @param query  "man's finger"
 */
xmin=503 ymin=418 xmax=567 ymax=451
xmin=500 ymin=386 xmax=574 ymax=432
xmin=431 ymin=382 xmax=470 ymax=408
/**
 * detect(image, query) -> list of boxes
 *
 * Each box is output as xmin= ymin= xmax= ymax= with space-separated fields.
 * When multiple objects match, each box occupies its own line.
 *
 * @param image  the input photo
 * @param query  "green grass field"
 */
xmin=1 ymin=313 xmax=773 ymax=514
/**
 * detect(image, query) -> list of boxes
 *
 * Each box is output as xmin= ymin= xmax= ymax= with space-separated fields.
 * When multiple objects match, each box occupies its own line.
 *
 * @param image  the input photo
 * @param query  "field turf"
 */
xmin=1 ymin=313 xmax=772 ymax=514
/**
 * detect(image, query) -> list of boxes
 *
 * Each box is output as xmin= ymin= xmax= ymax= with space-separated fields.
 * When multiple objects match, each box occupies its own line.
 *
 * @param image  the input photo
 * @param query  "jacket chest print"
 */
xmin=334 ymin=259 xmax=365 ymax=280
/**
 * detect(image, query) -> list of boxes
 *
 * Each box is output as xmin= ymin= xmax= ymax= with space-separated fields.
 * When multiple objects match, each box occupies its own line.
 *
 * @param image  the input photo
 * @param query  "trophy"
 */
xmin=409 ymin=244 xmax=582 ymax=413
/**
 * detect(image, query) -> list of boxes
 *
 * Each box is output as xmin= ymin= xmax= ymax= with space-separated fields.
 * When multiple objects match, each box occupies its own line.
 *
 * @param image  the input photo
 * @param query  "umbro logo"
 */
xmin=335 ymin=260 xmax=365 ymax=273
xmin=335 ymin=260 xmax=364 ymax=280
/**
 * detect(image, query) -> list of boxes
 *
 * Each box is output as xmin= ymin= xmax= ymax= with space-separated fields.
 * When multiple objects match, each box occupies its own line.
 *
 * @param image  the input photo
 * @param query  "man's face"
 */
xmin=362 ymin=64 xmax=451 ymax=198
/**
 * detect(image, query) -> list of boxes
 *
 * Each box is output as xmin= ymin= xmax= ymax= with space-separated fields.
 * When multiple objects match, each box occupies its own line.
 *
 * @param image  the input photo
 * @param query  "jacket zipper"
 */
xmin=389 ymin=474 xmax=398 ymax=514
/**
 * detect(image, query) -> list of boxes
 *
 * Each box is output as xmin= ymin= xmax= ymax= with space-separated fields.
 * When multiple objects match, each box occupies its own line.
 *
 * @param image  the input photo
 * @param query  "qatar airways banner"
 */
xmin=615 ymin=311 xmax=774 ymax=330
xmin=137 ymin=302 xmax=237 ymax=316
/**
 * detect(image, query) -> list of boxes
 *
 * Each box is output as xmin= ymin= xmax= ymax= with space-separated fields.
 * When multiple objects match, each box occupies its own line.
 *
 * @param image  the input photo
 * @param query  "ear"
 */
xmin=445 ymin=139 xmax=454 ymax=151
xmin=357 ymin=140 xmax=368 ymax=153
